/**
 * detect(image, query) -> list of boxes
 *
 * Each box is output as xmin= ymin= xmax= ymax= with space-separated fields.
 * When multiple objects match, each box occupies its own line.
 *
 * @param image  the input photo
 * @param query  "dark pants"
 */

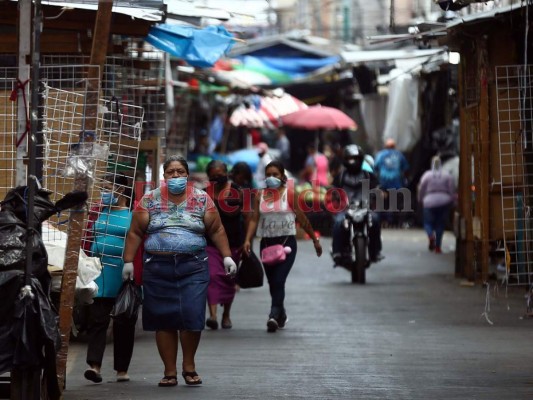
xmin=423 ymin=204 xmax=450 ymax=248
xmin=380 ymin=188 xmax=410 ymax=227
xmin=260 ymin=236 xmax=297 ymax=321
xmin=332 ymin=211 xmax=382 ymax=259
xmin=86 ymin=297 xmax=136 ymax=372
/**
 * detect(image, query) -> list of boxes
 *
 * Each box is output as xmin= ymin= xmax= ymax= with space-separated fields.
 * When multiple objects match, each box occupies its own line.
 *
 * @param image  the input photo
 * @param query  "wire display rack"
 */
xmin=0 ymin=64 xmax=143 ymax=271
xmin=43 ymin=44 xmax=167 ymax=185
xmin=495 ymin=64 xmax=533 ymax=286
xmin=0 ymin=67 xmax=21 ymax=191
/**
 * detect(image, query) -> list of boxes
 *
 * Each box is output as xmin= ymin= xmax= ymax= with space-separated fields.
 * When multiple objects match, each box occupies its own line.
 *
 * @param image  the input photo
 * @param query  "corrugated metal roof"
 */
xmin=341 ymin=48 xmax=447 ymax=64
xmin=43 ymin=0 xmax=164 ymax=8
xmin=23 ymin=0 xmax=166 ymax=21
xmin=165 ymin=1 xmax=232 ymax=21
xmin=447 ymin=3 xmax=525 ymax=29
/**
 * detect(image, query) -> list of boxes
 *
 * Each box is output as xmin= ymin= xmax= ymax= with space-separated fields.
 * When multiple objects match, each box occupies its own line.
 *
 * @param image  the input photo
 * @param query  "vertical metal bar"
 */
xmin=25 ymin=0 xmax=42 ymax=284
xmin=16 ymin=0 xmax=31 ymax=186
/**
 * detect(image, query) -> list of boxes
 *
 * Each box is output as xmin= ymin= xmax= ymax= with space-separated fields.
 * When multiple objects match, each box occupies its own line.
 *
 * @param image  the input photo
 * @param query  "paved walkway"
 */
xmin=63 ymin=229 xmax=533 ymax=399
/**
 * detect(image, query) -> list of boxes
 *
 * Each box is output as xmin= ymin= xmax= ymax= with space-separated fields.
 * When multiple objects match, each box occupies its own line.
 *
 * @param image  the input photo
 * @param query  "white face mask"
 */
xmin=265 ymin=176 xmax=282 ymax=188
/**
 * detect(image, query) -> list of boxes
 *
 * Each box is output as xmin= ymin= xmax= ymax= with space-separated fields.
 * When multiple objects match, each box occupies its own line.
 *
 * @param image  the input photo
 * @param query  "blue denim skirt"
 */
xmin=142 ymin=251 xmax=209 ymax=331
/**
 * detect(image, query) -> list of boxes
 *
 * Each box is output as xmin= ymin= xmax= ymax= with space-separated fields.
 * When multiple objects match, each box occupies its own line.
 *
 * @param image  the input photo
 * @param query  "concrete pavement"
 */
xmin=63 ymin=229 xmax=533 ymax=399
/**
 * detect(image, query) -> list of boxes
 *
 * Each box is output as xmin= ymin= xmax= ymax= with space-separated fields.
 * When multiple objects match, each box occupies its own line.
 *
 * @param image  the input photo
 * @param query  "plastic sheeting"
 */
xmin=237 ymin=55 xmax=340 ymax=79
xmin=0 ymin=271 xmax=61 ymax=398
xmin=382 ymin=71 xmax=421 ymax=153
xmin=146 ymin=24 xmax=235 ymax=68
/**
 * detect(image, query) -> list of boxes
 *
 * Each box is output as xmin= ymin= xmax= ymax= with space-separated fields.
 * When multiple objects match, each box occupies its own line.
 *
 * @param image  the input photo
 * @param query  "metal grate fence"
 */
xmin=0 ymin=64 xmax=142 ymax=268
xmin=495 ymin=65 xmax=533 ymax=286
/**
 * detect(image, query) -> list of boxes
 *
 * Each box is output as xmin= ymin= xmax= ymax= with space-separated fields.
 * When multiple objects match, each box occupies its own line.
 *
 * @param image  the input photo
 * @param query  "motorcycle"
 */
xmin=333 ymin=199 xmax=372 ymax=284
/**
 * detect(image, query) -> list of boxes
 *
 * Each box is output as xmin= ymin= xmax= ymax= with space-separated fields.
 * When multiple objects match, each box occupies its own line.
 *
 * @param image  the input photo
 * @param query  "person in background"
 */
xmin=254 ymin=142 xmax=273 ymax=188
xmin=249 ymin=127 xmax=262 ymax=146
xmin=331 ymin=145 xmax=383 ymax=265
xmin=208 ymin=109 xmax=224 ymax=154
xmin=123 ymin=155 xmax=237 ymax=387
xmin=230 ymin=162 xmax=255 ymax=190
xmin=417 ymin=155 xmax=456 ymax=254
xmin=82 ymin=174 xmax=135 ymax=384
xmin=327 ymin=143 xmax=344 ymax=185
xmin=204 ymin=160 xmax=249 ymax=330
xmin=229 ymin=161 xmax=256 ymax=292
xmin=275 ymin=127 xmax=291 ymax=169
xmin=243 ymin=160 xmax=322 ymax=333
xmin=300 ymin=143 xmax=330 ymax=187
xmin=374 ymin=138 xmax=409 ymax=228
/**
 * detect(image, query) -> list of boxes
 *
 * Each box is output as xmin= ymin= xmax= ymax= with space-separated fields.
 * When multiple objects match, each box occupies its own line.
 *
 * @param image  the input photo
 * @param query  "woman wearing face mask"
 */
xmin=81 ymin=174 xmax=135 ymax=384
xmin=204 ymin=160 xmax=249 ymax=330
xmin=243 ymin=160 xmax=322 ymax=332
xmin=123 ymin=155 xmax=237 ymax=387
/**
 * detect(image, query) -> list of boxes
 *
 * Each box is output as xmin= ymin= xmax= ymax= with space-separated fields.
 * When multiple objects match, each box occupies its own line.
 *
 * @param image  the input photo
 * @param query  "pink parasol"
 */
xmin=280 ymin=105 xmax=357 ymax=130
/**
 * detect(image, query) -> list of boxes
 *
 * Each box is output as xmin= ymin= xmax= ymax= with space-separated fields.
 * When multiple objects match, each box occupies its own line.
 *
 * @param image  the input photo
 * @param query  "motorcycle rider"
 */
xmin=331 ymin=144 xmax=383 ymax=266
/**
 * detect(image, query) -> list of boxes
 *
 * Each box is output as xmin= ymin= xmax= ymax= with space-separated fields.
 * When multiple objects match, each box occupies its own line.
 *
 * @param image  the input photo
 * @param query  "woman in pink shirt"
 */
xmin=301 ymin=144 xmax=330 ymax=187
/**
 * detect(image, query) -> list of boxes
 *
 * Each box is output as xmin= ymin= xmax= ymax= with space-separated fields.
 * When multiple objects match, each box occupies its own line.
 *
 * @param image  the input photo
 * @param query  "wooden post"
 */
xmin=55 ymin=0 xmax=113 ymax=391
xmin=457 ymin=54 xmax=474 ymax=280
xmin=478 ymin=38 xmax=491 ymax=283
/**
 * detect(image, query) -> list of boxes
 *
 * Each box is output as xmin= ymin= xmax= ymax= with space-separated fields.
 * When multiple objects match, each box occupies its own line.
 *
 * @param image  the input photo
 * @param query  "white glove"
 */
xmin=122 ymin=262 xmax=134 ymax=281
xmin=223 ymin=257 xmax=237 ymax=277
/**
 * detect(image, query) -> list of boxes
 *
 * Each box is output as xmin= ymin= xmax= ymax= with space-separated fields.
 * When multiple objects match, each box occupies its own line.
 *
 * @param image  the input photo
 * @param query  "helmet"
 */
xmin=343 ymin=144 xmax=363 ymax=159
xmin=343 ymin=144 xmax=364 ymax=173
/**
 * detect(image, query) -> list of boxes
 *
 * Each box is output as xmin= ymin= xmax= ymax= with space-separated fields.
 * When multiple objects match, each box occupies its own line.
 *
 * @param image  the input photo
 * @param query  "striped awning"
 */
xmin=229 ymin=93 xmax=307 ymax=128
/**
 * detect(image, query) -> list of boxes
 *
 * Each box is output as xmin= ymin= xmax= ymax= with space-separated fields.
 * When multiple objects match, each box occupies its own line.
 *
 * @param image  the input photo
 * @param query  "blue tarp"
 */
xmin=146 ymin=24 xmax=235 ymax=68
xmin=237 ymin=55 xmax=340 ymax=79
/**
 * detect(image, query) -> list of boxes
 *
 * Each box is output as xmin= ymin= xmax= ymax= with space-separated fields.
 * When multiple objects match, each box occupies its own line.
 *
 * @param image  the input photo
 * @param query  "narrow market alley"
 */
xmin=63 ymin=229 xmax=533 ymax=400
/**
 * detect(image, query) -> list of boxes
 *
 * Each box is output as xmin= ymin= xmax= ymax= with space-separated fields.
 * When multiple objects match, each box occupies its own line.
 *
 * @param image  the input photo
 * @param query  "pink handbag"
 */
xmin=261 ymin=238 xmax=292 ymax=266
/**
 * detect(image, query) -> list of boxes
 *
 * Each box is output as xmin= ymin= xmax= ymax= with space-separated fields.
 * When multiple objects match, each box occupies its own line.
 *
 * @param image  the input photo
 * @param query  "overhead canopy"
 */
xmin=341 ymin=48 xmax=446 ymax=64
xmin=229 ymin=93 xmax=308 ymax=129
xmin=37 ymin=0 xmax=165 ymax=21
xmin=146 ymin=24 xmax=235 ymax=68
xmin=216 ymin=70 xmax=272 ymax=87
xmin=230 ymin=55 xmax=340 ymax=84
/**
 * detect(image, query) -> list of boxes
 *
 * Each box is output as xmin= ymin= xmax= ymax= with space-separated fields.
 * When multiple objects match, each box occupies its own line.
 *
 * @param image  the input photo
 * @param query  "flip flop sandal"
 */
xmin=182 ymin=371 xmax=202 ymax=385
xmin=206 ymin=318 xmax=218 ymax=330
xmin=158 ymin=375 xmax=178 ymax=387
xmin=221 ymin=320 xmax=232 ymax=329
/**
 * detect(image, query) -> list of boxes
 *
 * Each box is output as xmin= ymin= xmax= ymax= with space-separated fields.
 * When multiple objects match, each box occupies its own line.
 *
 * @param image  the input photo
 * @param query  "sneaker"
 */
xmin=117 ymin=372 xmax=130 ymax=382
xmin=435 ymin=247 xmax=442 ymax=254
xmin=84 ymin=368 xmax=102 ymax=383
xmin=266 ymin=318 xmax=278 ymax=332
xmin=277 ymin=315 xmax=289 ymax=329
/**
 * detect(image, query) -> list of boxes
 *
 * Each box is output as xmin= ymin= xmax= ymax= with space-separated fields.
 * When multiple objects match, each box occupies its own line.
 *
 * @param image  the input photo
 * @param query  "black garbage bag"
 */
xmin=0 ymin=186 xmax=87 ymax=400
xmin=236 ymin=251 xmax=264 ymax=289
xmin=0 ymin=210 xmax=50 ymax=291
xmin=0 ymin=270 xmax=61 ymax=399
xmin=0 ymin=187 xmax=88 ymax=292
xmin=1 ymin=186 xmax=88 ymax=228
xmin=110 ymin=280 xmax=142 ymax=323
